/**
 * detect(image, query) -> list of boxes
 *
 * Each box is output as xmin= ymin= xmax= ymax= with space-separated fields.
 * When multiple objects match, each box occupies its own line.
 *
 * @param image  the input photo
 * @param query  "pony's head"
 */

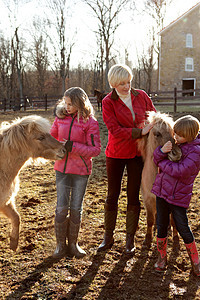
xmin=0 ymin=115 xmax=66 ymax=161
xmin=138 ymin=111 xmax=182 ymax=162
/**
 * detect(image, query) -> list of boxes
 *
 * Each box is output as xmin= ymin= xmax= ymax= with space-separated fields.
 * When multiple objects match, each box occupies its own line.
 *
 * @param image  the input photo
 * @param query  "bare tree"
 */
xmin=46 ymin=0 xmax=76 ymax=94
xmin=0 ymin=36 xmax=12 ymax=99
xmin=83 ymin=0 xmax=134 ymax=91
xmin=141 ymin=29 xmax=155 ymax=93
xmin=26 ymin=18 xmax=50 ymax=97
xmin=143 ymin=0 xmax=173 ymax=89
xmin=2 ymin=0 xmax=32 ymax=108
xmin=11 ymin=27 xmax=24 ymax=106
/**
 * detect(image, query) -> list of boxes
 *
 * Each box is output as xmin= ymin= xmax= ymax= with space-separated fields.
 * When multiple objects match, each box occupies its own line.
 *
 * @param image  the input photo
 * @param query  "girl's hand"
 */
xmin=142 ymin=123 xmax=153 ymax=136
xmin=161 ymin=141 xmax=172 ymax=153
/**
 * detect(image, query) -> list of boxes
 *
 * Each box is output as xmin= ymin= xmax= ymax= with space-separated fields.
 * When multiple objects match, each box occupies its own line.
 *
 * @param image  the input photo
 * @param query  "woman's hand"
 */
xmin=141 ymin=123 xmax=153 ymax=136
xmin=161 ymin=141 xmax=172 ymax=153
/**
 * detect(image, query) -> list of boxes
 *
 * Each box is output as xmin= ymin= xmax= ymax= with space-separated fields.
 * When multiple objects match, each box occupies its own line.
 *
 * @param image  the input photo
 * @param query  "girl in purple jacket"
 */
xmin=152 ymin=115 xmax=200 ymax=276
xmin=50 ymin=87 xmax=101 ymax=259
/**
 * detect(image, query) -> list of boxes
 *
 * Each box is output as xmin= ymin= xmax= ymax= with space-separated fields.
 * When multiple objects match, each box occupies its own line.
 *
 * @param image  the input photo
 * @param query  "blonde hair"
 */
xmin=174 ymin=115 xmax=200 ymax=142
xmin=108 ymin=64 xmax=133 ymax=88
xmin=64 ymin=87 xmax=94 ymax=121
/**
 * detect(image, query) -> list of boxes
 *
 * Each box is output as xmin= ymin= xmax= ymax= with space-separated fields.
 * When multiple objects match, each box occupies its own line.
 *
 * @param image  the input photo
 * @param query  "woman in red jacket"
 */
xmin=98 ymin=64 xmax=156 ymax=254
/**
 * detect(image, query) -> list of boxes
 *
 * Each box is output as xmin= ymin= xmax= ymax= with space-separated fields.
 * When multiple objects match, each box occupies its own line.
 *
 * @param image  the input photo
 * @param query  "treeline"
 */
xmin=0 ymin=0 xmax=171 ymax=100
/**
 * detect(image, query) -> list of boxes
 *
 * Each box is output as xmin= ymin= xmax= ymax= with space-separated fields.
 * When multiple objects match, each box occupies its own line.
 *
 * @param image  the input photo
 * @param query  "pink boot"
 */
xmin=154 ymin=237 xmax=167 ymax=272
xmin=185 ymin=240 xmax=200 ymax=276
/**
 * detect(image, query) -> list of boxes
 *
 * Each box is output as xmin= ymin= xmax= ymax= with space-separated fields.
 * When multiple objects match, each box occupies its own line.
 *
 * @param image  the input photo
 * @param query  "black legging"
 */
xmin=106 ymin=156 xmax=143 ymax=209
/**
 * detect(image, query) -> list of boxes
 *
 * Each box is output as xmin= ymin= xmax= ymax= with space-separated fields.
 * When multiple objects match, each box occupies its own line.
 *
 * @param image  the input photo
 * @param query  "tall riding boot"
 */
xmin=185 ymin=240 xmax=200 ymax=276
xmin=154 ymin=237 xmax=167 ymax=272
xmin=97 ymin=204 xmax=118 ymax=252
xmin=125 ymin=205 xmax=140 ymax=254
xmin=52 ymin=217 xmax=69 ymax=258
xmin=68 ymin=219 xmax=86 ymax=258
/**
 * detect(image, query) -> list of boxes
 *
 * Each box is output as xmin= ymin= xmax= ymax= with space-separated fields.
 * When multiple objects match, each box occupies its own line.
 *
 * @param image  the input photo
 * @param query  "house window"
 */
xmin=185 ymin=58 xmax=194 ymax=71
xmin=186 ymin=34 xmax=193 ymax=48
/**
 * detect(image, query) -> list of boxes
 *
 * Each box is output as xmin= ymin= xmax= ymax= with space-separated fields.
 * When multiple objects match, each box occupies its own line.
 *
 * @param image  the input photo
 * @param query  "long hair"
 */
xmin=64 ymin=87 xmax=94 ymax=121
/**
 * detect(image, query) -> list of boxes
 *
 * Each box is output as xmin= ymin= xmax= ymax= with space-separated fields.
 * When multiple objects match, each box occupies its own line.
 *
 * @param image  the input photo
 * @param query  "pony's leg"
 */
xmin=1 ymin=202 xmax=20 ymax=251
xmin=143 ymin=196 xmax=156 ymax=248
xmin=170 ymin=214 xmax=179 ymax=251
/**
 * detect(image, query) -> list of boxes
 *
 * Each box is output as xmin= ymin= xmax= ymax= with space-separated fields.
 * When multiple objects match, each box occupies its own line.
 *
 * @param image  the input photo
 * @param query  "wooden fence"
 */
xmin=1 ymin=89 xmax=200 ymax=113
xmin=0 ymin=94 xmax=97 ymax=112
xmin=149 ymin=88 xmax=200 ymax=112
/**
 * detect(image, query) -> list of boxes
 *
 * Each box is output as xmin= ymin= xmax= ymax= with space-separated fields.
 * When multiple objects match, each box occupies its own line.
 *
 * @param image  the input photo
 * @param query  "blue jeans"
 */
xmin=156 ymin=196 xmax=194 ymax=244
xmin=55 ymin=171 xmax=89 ymax=223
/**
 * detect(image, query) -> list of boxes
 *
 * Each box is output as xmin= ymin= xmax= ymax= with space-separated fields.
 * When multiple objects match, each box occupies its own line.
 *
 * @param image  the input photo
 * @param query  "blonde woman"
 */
xmin=51 ymin=87 xmax=101 ymax=258
xmin=98 ymin=64 xmax=156 ymax=254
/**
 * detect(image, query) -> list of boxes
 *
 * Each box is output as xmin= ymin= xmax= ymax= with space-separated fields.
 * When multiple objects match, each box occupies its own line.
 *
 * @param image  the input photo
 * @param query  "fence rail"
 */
xmin=1 ymin=89 xmax=200 ymax=113
xmin=149 ymin=88 xmax=200 ymax=112
xmin=0 ymin=94 xmax=97 ymax=112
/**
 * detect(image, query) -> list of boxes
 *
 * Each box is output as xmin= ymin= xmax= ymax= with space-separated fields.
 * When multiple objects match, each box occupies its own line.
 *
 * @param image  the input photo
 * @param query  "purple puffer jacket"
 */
xmin=151 ymin=134 xmax=200 ymax=208
xmin=50 ymin=105 xmax=101 ymax=175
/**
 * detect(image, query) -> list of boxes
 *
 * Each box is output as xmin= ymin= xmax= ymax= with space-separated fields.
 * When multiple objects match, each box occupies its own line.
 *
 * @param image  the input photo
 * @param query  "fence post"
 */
xmin=24 ymin=96 xmax=27 ymax=111
xmin=44 ymin=94 xmax=47 ymax=111
xmin=4 ymin=98 xmax=6 ymax=111
xmin=174 ymin=87 xmax=177 ymax=113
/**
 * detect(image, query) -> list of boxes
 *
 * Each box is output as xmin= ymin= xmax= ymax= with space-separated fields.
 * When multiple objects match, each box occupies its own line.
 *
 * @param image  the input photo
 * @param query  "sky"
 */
xmin=0 ymin=0 xmax=199 ymax=68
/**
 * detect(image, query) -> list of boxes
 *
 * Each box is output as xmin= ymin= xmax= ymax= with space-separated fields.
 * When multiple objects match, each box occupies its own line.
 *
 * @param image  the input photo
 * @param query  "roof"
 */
xmin=159 ymin=2 xmax=200 ymax=35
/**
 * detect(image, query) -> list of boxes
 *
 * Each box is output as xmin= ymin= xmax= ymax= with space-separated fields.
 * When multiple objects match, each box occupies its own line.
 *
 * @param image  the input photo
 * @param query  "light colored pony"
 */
xmin=0 ymin=115 xmax=66 ymax=251
xmin=137 ymin=111 xmax=182 ymax=248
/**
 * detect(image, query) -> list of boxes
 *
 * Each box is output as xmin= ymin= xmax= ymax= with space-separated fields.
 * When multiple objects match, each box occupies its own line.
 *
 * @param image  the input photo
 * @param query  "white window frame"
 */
xmin=185 ymin=57 xmax=194 ymax=71
xmin=186 ymin=34 xmax=193 ymax=48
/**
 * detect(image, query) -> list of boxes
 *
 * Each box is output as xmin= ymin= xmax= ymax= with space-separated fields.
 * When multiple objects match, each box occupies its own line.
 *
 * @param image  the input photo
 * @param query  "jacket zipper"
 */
xmin=63 ymin=116 xmax=75 ymax=173
xmin=172 ymin=180 xmax=178 ymax=199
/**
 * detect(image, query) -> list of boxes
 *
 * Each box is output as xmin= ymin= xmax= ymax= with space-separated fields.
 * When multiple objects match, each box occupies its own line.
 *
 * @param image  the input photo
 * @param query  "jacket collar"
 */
xmin=111 ymin=88 xmax=139 ymax=100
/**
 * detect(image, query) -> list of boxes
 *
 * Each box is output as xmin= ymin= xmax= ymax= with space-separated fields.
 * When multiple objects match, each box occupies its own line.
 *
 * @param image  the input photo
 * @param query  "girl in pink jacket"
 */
xmin=50 ymin=87 xmax=101 ymax=259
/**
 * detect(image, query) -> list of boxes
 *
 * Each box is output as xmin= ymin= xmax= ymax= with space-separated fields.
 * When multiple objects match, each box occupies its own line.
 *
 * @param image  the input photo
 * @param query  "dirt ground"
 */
xmin=0 ymin=108 xmax=200 ymax=300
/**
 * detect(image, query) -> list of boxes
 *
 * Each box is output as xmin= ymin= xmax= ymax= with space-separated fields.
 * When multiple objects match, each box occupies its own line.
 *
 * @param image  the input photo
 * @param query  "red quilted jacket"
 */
xmin=102 ymin=88 xmax=156 ymax=158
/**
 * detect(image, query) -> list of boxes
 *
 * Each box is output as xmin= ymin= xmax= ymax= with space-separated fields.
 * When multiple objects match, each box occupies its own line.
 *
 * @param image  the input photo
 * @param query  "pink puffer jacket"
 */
xmin=50 ymin=104 xmax=101 ymax=175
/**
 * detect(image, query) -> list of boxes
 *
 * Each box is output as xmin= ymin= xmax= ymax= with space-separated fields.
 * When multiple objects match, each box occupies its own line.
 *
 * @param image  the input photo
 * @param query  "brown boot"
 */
xmin=52 ymin=217 xmax=69 ymax=258
xmin=68 ymin=219 xmax=86 ymax=258
xmin=185 ymin=240 xmax=200 ymax=276
xmin=154 ymin=237 xmax=167 ymax=272
xmin=98 ymin=204 xmax=117 ymax=252
xmin=125 ymin=205 xmax=140 ymax=255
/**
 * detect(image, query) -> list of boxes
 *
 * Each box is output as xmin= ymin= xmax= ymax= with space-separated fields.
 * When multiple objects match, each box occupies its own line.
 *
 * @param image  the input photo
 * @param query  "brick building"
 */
xmin=159 ymin=2 xmax=200 ymax=93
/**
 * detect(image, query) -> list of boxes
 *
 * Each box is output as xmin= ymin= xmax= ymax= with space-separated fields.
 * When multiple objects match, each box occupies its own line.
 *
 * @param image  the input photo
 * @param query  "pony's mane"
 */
xmin=0 ymin=115 xmax=51 ymax=153
xmin=147 ymin=111 xmax=174 ymax=129
xmin=137 ymin=111 xmax=174 ymax=160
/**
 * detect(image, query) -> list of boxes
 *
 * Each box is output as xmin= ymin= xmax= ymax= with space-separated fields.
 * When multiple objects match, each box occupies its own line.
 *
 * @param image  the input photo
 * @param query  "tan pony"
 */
xmin=0 ymin=115 xmax=66 ymax=251
xmin=137 ymin=111 xmax=182 ymax=248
